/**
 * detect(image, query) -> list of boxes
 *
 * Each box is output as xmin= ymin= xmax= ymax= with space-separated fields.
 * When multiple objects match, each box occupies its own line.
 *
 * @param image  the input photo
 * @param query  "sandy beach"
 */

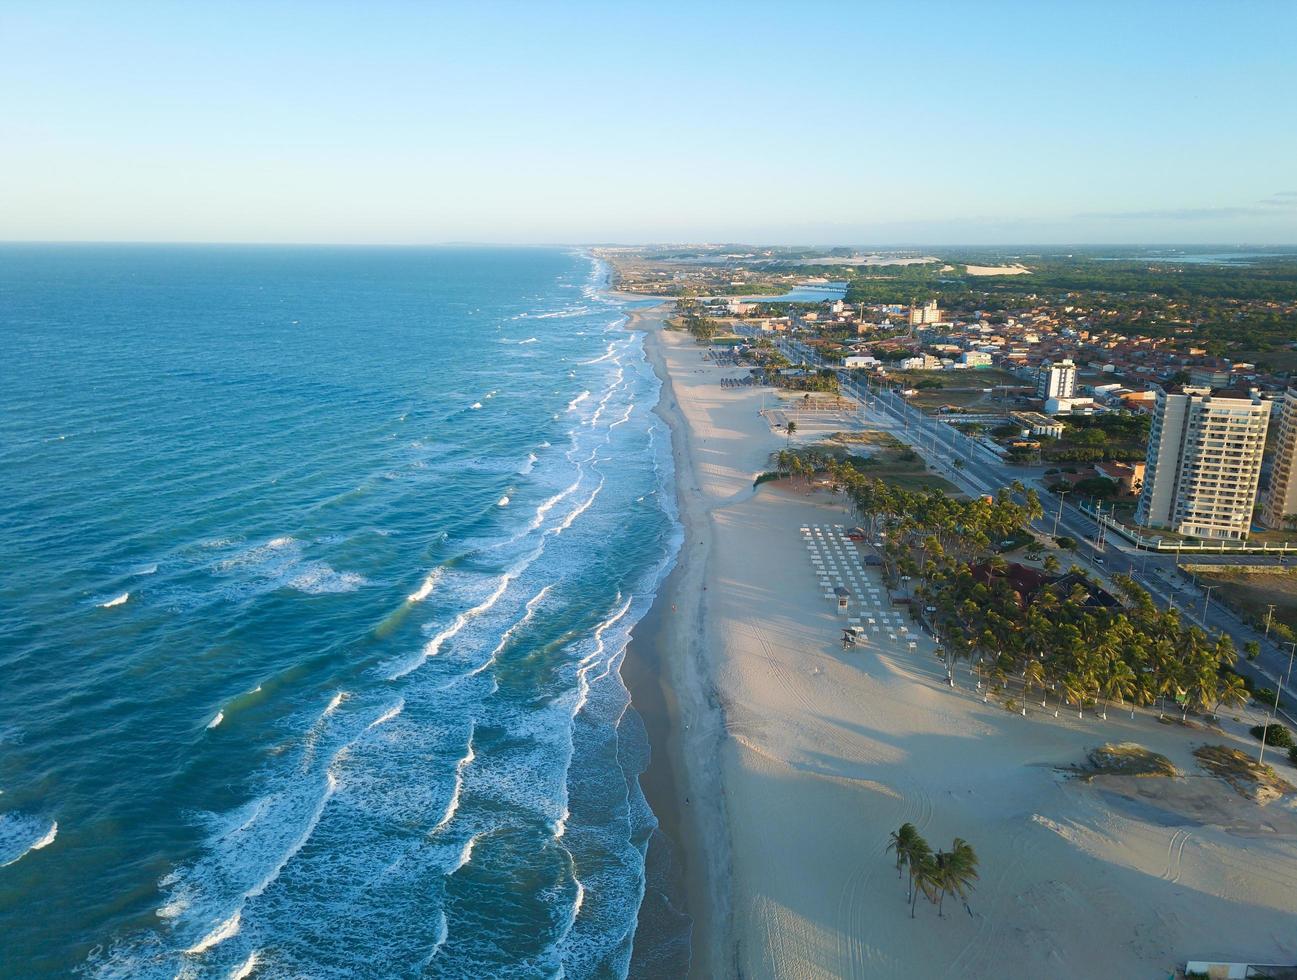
xmin=627 ymin=311 xmax=1297 ymax=978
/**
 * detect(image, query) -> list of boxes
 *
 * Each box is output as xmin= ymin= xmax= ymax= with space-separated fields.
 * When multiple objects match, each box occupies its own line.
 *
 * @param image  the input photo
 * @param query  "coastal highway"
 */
xmin=755 ymin=331 xmax=1297 ymax=715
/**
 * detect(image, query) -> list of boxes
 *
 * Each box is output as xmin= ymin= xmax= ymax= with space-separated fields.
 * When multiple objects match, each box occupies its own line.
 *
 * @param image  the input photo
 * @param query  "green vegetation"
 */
xmin=825 ymin=468 xmax=1247 ymax=724
xmin=764 ymin=441 xmax=959 ymax=495
xmin=1194 ymin=744 xmax=1296 ymax=803
xmin=1084 ymin=743 xmax=1178 ymax=778
xmin=886 ymin=823 xmax=980 ymax=919
xmin=1042 ymin=414 xmax=1150 ymax=465
xmin=1250 ymin=723 xmax=1294 ymax=750
xmin=1190 ymin=568 xmax=1297 ymax=638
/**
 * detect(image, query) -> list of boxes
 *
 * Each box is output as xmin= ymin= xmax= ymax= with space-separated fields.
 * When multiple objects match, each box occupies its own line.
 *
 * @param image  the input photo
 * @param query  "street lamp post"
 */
xmin=1052 ymin=489 xmax=1071 ymax=538
xmin=1265 ymin=603 xmax=1276 ymax=637
xmin=1259 ymin=641 xmax=1297 ymax=765
xmin=1201 ymin=584 xmax=1219 ymax=623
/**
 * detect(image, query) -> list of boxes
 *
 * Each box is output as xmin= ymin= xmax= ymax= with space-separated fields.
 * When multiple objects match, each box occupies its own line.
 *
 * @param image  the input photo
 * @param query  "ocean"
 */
xmin=0 ymin=245 xmax=680 ymax=977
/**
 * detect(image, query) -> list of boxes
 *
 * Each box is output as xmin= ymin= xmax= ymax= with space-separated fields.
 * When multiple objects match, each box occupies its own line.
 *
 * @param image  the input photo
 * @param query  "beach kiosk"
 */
xmin=834 ymin=586 xmax=851 ymax=613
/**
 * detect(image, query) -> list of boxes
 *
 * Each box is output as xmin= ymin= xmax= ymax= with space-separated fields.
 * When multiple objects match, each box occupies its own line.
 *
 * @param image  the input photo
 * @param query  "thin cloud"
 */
xmin=1077 ymin=207 xmax=1262 ymax=221
xmin=1079 ymin=194 xmax=1297 ymax=221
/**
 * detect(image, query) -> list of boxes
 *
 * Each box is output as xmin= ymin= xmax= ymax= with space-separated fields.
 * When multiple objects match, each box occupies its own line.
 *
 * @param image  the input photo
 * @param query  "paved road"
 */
xmin=756 ymin=331 xmax=1297 ymax=717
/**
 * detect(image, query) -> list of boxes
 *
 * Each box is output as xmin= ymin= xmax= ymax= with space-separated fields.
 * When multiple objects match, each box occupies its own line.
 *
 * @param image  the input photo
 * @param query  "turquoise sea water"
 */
xmin=0 ymin=245 xmax=679 ymax=977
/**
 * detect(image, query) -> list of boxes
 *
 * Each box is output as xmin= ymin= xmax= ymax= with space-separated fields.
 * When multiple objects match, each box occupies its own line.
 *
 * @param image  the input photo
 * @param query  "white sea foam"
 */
xmin=367 ymin=699 xmax=404 ymax=731
xmin=519 ymin=337 xmax=539 ymax=344
xmin=287 ymin=566 xmax=367 ymax=595
xmin=35 ymin=821 xmax=59 ymax=851
xmin=100 ymin=592 xmax=129 ymax=608
xmin=535 ymin=307 xmax=590 ymax=319
xmin=389 ymin=570 xmax=515 ymax=679
xmin=230 ymin=951 xmax=259 ymax=979
xmin=470 ymin=402 xmax=482 ymax=410
xmin=407 ymin=569 xmax=442 ymax=603
xmin=243 ymin=761 xmax=341 ymax=902
xmin=132 ymin=563 xmax=158 ymax=576
xmin=322 ymin=691 xmax=347 ymax=718
xmin=519 ymin=452 xmax=538 ymax=474
xmin=0 ymin=815 xmax=58 ymax=868
xmin=156 ymin=896 xmax=187 ymax=920
xmin=573 ymin=594 xmax=634 ymax=719
xmin=214 ymin=536 xmax=366 ymax=598
xmin=554 ymin=477 xmax=604 ymax=535
xmin=579 ymin=342 xmax=617 ymax=366
xmin=184 ymin=909 xmax=241 ymax=955
xmin=566 ymin=390 xmax=591 ymax=413
xmin=450 ymin=832 xmax=480 ymax=873
xmin=527 ymin=476 xmax=581 ymax=532
xmin=206 ymin=712 xmax=224 ymax=730
xmin=434 ymin=728 xmax=475 ymax=832
xmin=497 ymin=496 xmax=510 ymax=507
xmin=470 ymin=584 xmax=552 ymax=677
xmin=429 ymin=910 xmax=449 ymax=960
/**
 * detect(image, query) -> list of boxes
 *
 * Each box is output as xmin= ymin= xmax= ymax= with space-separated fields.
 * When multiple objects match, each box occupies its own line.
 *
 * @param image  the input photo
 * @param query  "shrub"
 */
xmin=1250 ymin=723 xmax=1294 ymax=749
xmin=1289 ymin=744 xmax=1297 ymax=767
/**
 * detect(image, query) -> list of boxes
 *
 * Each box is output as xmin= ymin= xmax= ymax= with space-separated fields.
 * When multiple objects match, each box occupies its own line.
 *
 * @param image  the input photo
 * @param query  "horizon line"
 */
xmin=3 ymin=239 xmax=1297 ymax=250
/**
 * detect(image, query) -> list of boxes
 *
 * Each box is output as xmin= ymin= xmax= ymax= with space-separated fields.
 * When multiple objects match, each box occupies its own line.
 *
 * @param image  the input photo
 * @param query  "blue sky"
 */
xmin=2 ymin=1 xmax=1295 ymax=244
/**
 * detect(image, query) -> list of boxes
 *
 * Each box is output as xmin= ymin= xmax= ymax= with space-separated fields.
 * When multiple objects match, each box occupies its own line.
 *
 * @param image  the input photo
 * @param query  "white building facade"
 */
xmin=1036 ymin=359 xmax=1077 ymax=402
xmin=1261 ymin=388 xmax=1297 ymax=529
xmin=1135 ymin=387 xmax=1270 ymax=540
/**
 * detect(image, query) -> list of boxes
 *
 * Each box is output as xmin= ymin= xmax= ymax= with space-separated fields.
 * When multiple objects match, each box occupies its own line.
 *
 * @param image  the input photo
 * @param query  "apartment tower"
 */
xmin=1135 ymin=386 xmax=1269 ymax=540
xmin=1036 ymin=359 xmax=1077 ymax=401
xmin=907 ymin=299 xmax=941 ymax=326
xmin=1261 ymin=388 xmax=1297 ymax=529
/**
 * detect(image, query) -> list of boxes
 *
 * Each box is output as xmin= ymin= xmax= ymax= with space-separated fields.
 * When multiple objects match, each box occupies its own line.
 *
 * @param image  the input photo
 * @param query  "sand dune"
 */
xmin=964 ymin=263 xmax=1031 ymax=276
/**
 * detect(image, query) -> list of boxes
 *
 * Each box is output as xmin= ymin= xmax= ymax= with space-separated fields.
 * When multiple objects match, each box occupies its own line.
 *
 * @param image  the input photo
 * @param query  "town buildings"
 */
xmin=907 ymin=300 xmax=942 ymax=326
xmin=1037 ymin=359 xmax=1077 ymax=402
xmin=1261 ymin=388 xmax=1297 ymax=529
xmin=1135 ymin=387 xmax=1270 ymax=540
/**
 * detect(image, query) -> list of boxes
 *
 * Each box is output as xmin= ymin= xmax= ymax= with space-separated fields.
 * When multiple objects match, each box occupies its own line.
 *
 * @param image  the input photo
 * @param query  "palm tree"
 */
xmin=886 ymin=823 xmax=923 ymax=889
xmin=1062 ymin=672 xmax=1089 ymax=719
xmin=1098 ymin=660 xmax=1139 ymax=721
xmin=786 ymin=419 xmax=797 ymax=445
xmin=1042 ymin=554 xmax=1060 ymax=575
xmin=1213 ymin=674 xmax=1249 ymax=718
xmin=909 ymin=847 xmax=937 ymax=918
xmin=933 ymin=838 xmax=980 ymax=917
xmin=1023 ymin=658 xmax=1047 ymax=713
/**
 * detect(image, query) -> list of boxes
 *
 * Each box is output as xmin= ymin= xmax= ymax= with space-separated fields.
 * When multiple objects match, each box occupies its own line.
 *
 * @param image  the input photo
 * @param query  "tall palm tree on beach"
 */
xmin=886 ymin=822 xmax=924 ymax=897
xmin=933 ymin=839 xmax=980 ymax=917
xmin=1022 ymin=658 xmax=1046 ymax=713
xmin=1099 ymin=660 xmax=1139 ymax=721
xmin=909 ymin=845 xmax=937 ymax=918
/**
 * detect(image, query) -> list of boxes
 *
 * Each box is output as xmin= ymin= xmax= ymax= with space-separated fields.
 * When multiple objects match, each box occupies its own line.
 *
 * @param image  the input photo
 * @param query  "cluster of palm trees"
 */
xmin=770 ymin=446 xmax=840 ymax=482
xmin=823 ymin=466 xmax=1250 ymax=724
xmin=886 ymin=823 xmax=979 ymax=919
xmin=921 ymin=565 xmax=1248 ymax=722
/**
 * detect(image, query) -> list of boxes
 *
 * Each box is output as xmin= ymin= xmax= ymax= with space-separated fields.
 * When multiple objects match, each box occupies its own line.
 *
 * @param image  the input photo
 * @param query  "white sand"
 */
xmin=644 ymin=325 xmax=1297 ymax=978
xmin=965 ymin=263 xmax=1031 ymax=276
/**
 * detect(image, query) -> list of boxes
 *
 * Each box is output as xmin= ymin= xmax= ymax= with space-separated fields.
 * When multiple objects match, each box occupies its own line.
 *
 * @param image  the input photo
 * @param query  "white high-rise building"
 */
xmin=1036 ymin=359 xmax=1077 ymax=401
xmin=1261 ymin=388 xmax=1297 ymax=529
xmin=907 ymin=300 xmax=941 ymax=326
xmin=1135 ymin=386 xmax=1270 ymax=540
